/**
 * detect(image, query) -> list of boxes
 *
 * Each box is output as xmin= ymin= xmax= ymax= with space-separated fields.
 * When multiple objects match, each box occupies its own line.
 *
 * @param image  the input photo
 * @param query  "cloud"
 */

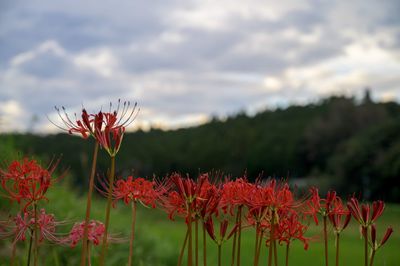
xmin=0 ymin=0 xmax=399 ymax=133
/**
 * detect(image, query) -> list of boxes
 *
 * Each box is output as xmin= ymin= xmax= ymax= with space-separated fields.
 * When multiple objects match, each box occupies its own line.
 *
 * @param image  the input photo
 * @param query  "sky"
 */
xmin=0 ymin=0 xmax=399 ymax=133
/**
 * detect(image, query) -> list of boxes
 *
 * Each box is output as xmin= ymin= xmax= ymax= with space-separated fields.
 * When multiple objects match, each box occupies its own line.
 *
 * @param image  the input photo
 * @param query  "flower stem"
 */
xmin=253 ymin=223 xmax=260 ymax=266
xmin=268 ymin=220 xmax=274 ymax=266
xmin=11 ymin=242 xmax=16 ymax=266
xmin=323 ymin=216 xmax=328 ymax=266
xmin=80 ymin=142 xmax=99 ymax=266
xmin=178 ymin=228 xmax=189 ymax=266
xmin=231 ymin=209 xmax=239 ymax=266
xmin=27 ymin=229 xmax=34 ymax=266
xmin=335 ymin=233 xmax=340 ymax=266
xmin=363 ymin=227 xmax=368 ymax=266
xmin=128 ymin=201 xmax=137 ymax=266
xmin=187 ymin=207 xmax=193 ymax=266
xmin=33 ymin=203 xmax=39 ymax=266
xmin=237 ymin=206 xmax=242 ymax=266
xmin=195 ymin=218 xmax=199 ymax=266
xmin=87 ymin=241 xmax=91 ymax=266
xmin=202 ymin=222 xmax=207 ymax=266
xmin=273 ymin=237 xmax=278 ymax=266
xmin=256 ymin=228 xmax=263 ymax=265
xmin=369 ymin=249 xmax=376 ymax=266
xmin=285 ymin=244 xmax=290 ymax=266
xmin=99 ymin=155 xmax=116 ymax=266
xmin=218 ymin=244 xmax=222 ymax=266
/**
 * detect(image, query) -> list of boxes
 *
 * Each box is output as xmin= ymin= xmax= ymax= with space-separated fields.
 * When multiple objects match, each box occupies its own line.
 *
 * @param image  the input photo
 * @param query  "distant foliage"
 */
xmin=3 ymin=96 xmax=400 ymax=201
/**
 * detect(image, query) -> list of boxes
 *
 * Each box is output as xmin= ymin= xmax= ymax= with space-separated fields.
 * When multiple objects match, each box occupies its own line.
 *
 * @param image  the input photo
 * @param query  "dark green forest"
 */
xmin=1 ymin=94 xmax=400 ymax=202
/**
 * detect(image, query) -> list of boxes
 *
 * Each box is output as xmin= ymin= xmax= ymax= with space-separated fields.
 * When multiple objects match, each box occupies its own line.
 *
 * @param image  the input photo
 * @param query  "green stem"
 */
xmin=237 ymin=206 xmax=242 ymax=266
xmin=11 ymin=242 xmax=16 ymax=266
xmin=268 ymin=225 xmax=274 ymax=266
xmin=99 ymin=155 xmax=116 ymax=266
xmin=273 ymin=237 xmax=278 ymax=266
xmin=218 ymin=244 xmax=222 ymax=266
xmin=203 ymin=222 xmax=207 ymax=266
xmin=80 ymin=142 xmax=99 ymax=266
xmin=285 ymin=244 xmax=290 ymax=266
xmin=369 ymin=249 xmax=376 ymax=266
xmin=254 ymin=223 xmax=260 ymax=266
xmin=335 ymin=233 xmax=340 ymax=266
xmin=27 ymin=229 xmax=34 ymax=266
xmin=323 ymin=216 xmax=328 ymax=266
xmin=33 ymin=203 xmax=39 ymax=266
xmin=187 ymin=207 xmax=193 ymax=266
xmin=195 ymin=218 xmax=199 ymax=266
xmin=178 ymin=228 xmax=189 ymax=266
xmin=87 ymin=242 xmax=91 ymax=266
xmin=231 ymin=209 xmax=239 ymax=266
xmin=128 ymin=201 xmax=137 ymax=266
xmin=256 ymin=228 xmax=263 ymax=266
xmin=364 ymin=227 xmax=368 ymax=266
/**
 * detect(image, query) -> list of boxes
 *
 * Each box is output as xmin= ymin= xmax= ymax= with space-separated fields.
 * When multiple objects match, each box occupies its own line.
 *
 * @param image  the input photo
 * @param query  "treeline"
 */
xmin=2 ymin=94 xmax=400 ymax=201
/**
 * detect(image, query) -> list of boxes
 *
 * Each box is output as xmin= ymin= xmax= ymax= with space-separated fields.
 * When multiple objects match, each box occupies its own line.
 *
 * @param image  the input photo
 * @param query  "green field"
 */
xmin=1 ymin=182 xmax=399 ymax=266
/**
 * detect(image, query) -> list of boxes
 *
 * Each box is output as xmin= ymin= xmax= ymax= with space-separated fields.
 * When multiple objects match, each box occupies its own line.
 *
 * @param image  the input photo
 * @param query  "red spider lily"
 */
xmin=204 ymin=217 xmax=238 ymax=244
xmin=369 ymin=224 xmax=394 ymax=266
xmin=52 ymin=100 xmax=138 ymax=140
xmin=305 ymin=188 xmax=346 ymax=225
xmin=275 ymin=211 xmax=309 ymax=250
xmin=0 ymin=209 xmax=62 ymax=245
xmin=347 ymin=198 xmax=385 ymax=227
xmin=66 ymin=220 xmax=106 ymax=248
xmin=95 ymin=124 xmax=125 ymax=157
xmin=99 ymin=175 xmax=159 ymax=208
xmin=328 ymin=211 xmax=352 ymax=233
xmin=370 ymin=224 xmax=393 ymax=250
xmin=52 ymin=106 xmax=95 ymax=138
xmin=160 ymin=173 xmax=208 ymax=222
xmin=219 ymin=177 xmax=250 ymax=215
xmin=0 ymin=158 xmax=61 ymax=210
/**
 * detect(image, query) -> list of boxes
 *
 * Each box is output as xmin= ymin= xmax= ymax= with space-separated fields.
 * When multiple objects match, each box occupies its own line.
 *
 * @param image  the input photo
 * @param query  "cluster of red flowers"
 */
xmin=53 ymin=100 xmax=138 ymax=157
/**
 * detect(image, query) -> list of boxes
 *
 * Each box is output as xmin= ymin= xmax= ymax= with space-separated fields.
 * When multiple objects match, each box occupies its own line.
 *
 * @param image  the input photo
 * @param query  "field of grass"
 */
xmin=0 ymin=182 xmax=399 ymax=266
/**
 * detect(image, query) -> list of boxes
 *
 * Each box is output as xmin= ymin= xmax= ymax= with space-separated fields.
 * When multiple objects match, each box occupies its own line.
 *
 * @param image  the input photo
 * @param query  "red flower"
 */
xmin=0 ymin=158 xmax=60 ymax=210
xmin=305 ymin=188 xmax=346 ymax=225
xmin=219 ymin=177 xmax=250 ymax=215
xmin=159 ymin=173 xmax=208 ymax=222
xmin=370 ymin=224 xmax=393 ymax=250
xmin=347 ymin=198 xmax=385 ymax=227
xmin=105 ymin=176 xmax=158 ymax=208
xmin=66 ymin=220 xmax=106 ymax=248
xmin=0 ymin=209 xmax=61 ymax=245
xmin=275 ymin=211 xmax=309 ymax=250
xmin=328 ymin=211 xmax=351 ymax=234
xmin=204 ymin=217 xmax=238 ymax=245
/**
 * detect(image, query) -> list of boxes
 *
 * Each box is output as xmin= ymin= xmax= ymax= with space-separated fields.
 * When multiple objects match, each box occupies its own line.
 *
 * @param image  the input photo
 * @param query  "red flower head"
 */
xmin=204 ymin=216 xmax=238 ymax=245
xmin=52 ymin=100 xmax=139 ymax=149
xmin=107 ymin=176 xmax=158 ymax=208
xmin=275 ymin=212 xmax=309 ymax=250
xmin=159 ymin=173 xmax=208 ymax=222
xmin=305 ymin=188 xmax=346 ymax=225
xmin=219 ymin=177 xmax=250 ymax=215
xmin=347 ymin=198 xmax=385 ymax=227
xmin=93 ymin=100 xmax=139 ymax=157
xmin=328 ymin=211 xmax=351 ymax=234
xmin=66 ymin=220 xmax=106 ymax=248
xmin=0 ymin=158 xmax=61 ymax=210
xmin=0 ymin=209 xmax=61 ymax=245
xmin=370 ymin=224 xmax=393 ymax=251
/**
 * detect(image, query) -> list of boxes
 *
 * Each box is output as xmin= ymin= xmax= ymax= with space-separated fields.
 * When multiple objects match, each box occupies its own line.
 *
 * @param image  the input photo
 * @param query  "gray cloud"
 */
xmin=0 ymin=0 xmax=399 ymax=133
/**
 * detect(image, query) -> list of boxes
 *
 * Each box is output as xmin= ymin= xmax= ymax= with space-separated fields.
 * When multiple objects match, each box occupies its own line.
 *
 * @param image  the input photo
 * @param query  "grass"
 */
xmin=1 ymin=181 xmax=399 ymax=266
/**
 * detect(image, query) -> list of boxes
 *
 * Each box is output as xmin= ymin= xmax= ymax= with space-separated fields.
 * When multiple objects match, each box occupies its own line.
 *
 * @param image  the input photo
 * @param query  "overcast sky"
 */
xmin=0 ymin=0 xmax=399 ymax=133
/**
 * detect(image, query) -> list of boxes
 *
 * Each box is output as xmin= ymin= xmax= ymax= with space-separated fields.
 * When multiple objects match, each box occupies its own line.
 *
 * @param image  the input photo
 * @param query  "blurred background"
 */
xmin=1 ymin=0 xmax=399 ymax=201
xmin=0 ymin=0 xmax=400 ymax=265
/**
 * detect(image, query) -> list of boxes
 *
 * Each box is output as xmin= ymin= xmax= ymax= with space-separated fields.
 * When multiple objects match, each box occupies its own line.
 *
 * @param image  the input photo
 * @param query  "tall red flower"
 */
xmin=66 ymin=220 xmax=107 ymax=248
xmin=275 ymin=211 xmax=309 ymax=250
xmin=347 ymin=198 xmax=385 ymax=227
xmin=0 ymin=209 xmax=61 ymax=245
xmin=0 ymin=158 xmax=61 ymax=210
